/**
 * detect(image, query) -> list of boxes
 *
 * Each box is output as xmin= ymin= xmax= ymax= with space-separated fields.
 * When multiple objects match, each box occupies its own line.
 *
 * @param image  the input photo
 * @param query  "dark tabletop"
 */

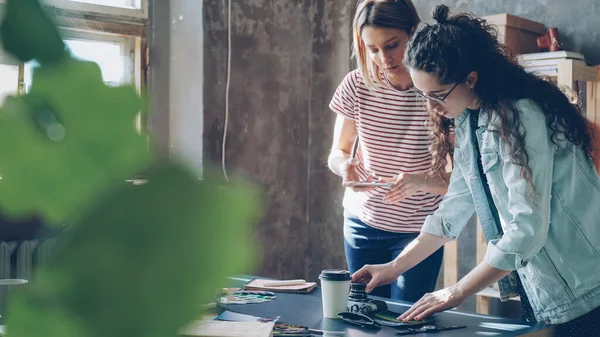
xmin=220 ymin=276 xmax=549 ymax=337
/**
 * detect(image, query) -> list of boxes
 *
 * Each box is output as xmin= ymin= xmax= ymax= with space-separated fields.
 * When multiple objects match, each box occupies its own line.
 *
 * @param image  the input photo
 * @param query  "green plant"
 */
xmin=0 ymin=0 xmax=262 ymax=336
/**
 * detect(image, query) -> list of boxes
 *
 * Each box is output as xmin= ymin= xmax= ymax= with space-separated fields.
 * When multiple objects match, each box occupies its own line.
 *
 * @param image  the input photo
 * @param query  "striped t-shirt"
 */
xmin=329 ymin=69 xmax=442 ymax=233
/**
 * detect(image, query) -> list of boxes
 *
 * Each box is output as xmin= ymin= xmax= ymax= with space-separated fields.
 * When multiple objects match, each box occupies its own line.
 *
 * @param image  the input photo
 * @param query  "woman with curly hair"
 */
xmin=327 ymin=0 xmax=450 ymax=301
xmin=352 ymin=4 xmax=600 ymax=335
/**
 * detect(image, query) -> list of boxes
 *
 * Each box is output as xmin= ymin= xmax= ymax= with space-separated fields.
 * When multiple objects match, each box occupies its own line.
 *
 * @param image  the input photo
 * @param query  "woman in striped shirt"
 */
xmin=327 ymin=0 xmax=450 ymax=301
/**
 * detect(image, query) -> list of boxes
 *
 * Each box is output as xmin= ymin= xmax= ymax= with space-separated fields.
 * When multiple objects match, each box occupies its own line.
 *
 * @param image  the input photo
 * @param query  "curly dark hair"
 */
xmin=404 ymin=5 xmax=594 ymax=193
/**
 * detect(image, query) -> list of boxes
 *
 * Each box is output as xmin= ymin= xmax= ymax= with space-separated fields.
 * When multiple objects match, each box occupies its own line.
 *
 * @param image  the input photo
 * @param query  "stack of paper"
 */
xmin=518 ymin=51 xmax=586 ymax=77
xmin=180 ymin=320 xmax=274 ymax=337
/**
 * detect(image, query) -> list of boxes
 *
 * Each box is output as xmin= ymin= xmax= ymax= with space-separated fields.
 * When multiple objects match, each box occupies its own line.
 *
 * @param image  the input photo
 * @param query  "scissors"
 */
xmin=395 ymin=324 xmax=467 ymax=335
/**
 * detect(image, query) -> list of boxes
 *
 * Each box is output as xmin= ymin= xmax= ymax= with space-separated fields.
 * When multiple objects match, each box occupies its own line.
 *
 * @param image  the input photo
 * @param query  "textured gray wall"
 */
xmin=413 ymin=0 xmax=600 ymax=65
xmin=203 ymin=1 xmax=353 ymax=281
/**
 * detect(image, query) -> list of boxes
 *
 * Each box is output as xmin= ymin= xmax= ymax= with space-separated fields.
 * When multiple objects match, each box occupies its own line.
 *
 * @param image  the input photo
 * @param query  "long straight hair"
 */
xmin=352 ymin=0 xmax=420 ymax=90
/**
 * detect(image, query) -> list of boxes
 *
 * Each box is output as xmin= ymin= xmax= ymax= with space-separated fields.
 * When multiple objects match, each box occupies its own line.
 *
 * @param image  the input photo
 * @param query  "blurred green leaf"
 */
xmin=0 ymin=58 xmax=150 ymax=224
xmin=6 ymin=293 xmax=88 ymax=337
xmin=0 ymin=0 xmax=65 ymax=64
xmin=6 ymin=162 xmax=262 ymax=337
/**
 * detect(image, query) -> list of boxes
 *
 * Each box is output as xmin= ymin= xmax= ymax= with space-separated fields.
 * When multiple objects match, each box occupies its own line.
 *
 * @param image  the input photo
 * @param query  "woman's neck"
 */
xmin=386 ymin=68 xmax=413 ymax=91
xmin=467 ymin=96 xmax=481 ymax=110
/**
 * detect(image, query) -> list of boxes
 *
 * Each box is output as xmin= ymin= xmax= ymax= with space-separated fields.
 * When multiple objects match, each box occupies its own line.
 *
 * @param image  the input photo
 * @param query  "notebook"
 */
xmin=180 ymin=320 xmax=274 ymax=337
xmin=243 ymin=278 xmax=316 ymax=294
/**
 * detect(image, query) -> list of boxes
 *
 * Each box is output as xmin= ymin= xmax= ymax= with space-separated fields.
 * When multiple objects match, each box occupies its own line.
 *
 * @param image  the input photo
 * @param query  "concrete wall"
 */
xmin=203 ymin=0 xmax=353 ymax=281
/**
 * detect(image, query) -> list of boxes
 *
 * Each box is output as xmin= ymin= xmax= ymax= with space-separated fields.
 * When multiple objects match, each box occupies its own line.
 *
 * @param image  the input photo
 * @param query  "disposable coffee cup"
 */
xmin=319 ymin=269 xmax=351 ymax=319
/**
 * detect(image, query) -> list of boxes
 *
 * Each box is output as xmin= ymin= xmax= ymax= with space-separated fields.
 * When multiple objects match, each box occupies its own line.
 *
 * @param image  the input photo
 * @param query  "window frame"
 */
xmin=23 ymin=29 xmax=139 ymax=92
xmin=63 ymin=28 xmax=138 ymax=87
xmin=0 ymin=0 xmax=148 ymax=20
xmin=0 ymin=50 xmax=19 ymax=66
xmin=1 ymin=0 xmax=148 ymax=126
xmin=0 ymin=0 xmax=149 ymax=180
xmin=0 ymin=63 xmax=20 ymax=103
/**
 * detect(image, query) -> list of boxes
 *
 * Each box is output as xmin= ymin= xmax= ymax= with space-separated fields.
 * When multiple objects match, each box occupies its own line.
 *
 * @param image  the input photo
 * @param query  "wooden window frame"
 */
xmin=1 ymin=0 xmax=148 ymax=89
xmin=1 ymin=0 xmax=148 ymax=21
xmin=1 ymin=0 xmax=148 ymax=132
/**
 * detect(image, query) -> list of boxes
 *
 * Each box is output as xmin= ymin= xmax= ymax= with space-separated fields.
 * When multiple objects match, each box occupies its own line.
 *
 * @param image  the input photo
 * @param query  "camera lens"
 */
xmin=349 ymin=282 xmax=368 ymax=301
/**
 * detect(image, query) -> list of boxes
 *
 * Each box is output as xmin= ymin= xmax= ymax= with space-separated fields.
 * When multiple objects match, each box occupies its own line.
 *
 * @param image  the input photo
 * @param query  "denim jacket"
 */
xmin=421 ymin=99 xmax=600 ymax=325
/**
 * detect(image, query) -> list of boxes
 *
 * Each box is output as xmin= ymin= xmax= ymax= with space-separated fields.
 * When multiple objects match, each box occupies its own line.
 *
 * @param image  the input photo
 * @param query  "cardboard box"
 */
xmin=483 ymin=13 xmax=546 ymax=54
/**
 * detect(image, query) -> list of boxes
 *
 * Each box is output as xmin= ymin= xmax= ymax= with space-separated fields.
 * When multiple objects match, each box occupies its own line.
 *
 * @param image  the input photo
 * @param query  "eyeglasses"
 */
xmin=411 ymin=82 xmax=459 ymax=105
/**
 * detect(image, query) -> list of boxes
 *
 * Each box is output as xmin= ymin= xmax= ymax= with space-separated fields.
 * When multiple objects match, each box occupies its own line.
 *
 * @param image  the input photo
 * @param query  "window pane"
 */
xmin=66 ymin=39 xmax=129 ymax=86
xmin=65 ymin=0 xmax=141 ymax=9
xmin=23 ymin=61 xmax=37 ymax=94
xmin=0 ymin=64 xmax=19 ymax=105
xmin=25 ymin=38 xmax=132 ymax=91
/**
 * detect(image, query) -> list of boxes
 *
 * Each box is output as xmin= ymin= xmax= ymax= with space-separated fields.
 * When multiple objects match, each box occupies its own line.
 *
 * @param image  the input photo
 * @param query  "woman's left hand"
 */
xmin=398 ymin=287 xmax=464 ymax=321
xmin=382 ymin=173 xmax=425 ymax=204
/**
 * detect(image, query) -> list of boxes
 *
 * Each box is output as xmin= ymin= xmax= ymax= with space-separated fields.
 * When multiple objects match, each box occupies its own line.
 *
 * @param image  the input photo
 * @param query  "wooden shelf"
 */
xmin=477 ymin=286 xmax=520 ymax=300
xmin=518 ymin=55 xmax=600 ymax=177
xmin=476 ymin=286 xmax=521 ymax=315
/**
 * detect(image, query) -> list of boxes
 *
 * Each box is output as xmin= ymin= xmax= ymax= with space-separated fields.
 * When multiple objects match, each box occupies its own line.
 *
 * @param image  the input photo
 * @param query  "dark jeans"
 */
xmin=516 ymin=275 xmax=537 ymax=323
xmin=343 ymin=211 xmax=443 ymax=302
xmin=554 ymin=305 xmax=600 ymax=337
xmin=516 ymin=269 xmax=600 ymax=336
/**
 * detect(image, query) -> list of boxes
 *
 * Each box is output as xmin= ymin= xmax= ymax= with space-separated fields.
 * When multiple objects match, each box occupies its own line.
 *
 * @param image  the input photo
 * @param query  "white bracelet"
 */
xmin=328 ymin=149 xmax=349 ymax=177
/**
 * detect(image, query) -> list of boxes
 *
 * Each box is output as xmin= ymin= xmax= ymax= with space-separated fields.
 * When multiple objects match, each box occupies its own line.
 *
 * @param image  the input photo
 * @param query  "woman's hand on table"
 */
xmin=398 ymin=286 xmax=465 ymax=321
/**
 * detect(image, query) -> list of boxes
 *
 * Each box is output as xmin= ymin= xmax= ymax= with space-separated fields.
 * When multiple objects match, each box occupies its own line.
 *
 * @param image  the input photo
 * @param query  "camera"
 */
xmin=346 ymin=283 xmax=387 ymax=316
